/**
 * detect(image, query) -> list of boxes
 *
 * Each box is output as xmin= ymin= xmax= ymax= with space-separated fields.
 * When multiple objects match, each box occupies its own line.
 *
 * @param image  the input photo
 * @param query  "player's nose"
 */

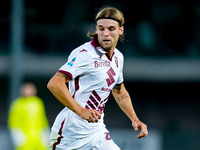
xmin=103 ymin=29 xmax=109 ymax=36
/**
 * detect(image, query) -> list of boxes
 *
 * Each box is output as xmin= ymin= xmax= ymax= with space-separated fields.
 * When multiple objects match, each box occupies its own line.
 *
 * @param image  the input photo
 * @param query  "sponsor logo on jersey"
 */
xmin=67 ymin=57 xmax=76 ymax=67
xmin=101 ymin=87 xmax=111 ymax=92
xmin=94 ymin=61 xmax=110 ymax=68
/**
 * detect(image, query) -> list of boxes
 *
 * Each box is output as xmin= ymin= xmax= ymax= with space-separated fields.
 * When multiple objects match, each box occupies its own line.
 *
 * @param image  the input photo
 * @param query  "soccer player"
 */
xmin=47 ymin=6 xmax=148 ymax=150
xmin=8 ymin=82 xmax=50 ymax=150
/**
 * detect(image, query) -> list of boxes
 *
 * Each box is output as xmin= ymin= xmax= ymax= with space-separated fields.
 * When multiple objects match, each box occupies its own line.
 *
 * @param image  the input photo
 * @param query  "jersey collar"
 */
xmin=91 ymin=36 xmax=107 ymax=54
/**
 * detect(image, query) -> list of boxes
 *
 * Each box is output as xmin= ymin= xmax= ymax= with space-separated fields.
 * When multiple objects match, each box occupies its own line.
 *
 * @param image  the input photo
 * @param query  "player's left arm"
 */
xmin=112 ymin=83 xmax=148 ymax=139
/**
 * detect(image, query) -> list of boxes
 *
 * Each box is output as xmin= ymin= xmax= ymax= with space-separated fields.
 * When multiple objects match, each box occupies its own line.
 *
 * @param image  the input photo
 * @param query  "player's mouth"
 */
xmin=103 ymin=40 xmax=111 ymax=44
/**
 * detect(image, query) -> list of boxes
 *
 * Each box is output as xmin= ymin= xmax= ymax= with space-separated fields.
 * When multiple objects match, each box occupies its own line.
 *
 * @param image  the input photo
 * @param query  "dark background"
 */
xmin=0 ymin=0 xmax=200 ymax=150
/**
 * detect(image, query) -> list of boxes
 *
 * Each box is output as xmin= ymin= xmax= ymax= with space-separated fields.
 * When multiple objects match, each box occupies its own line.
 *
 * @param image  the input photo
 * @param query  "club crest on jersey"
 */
xmin=114 ymin=56 xmax=118 ymax=68
xmin=67 ymin=57 xmax=76 ymax=67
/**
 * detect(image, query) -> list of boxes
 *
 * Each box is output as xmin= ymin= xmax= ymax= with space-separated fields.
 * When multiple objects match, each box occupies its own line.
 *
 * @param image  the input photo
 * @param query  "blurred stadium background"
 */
xmin=0 ymin=0 xmax=200 ymax=149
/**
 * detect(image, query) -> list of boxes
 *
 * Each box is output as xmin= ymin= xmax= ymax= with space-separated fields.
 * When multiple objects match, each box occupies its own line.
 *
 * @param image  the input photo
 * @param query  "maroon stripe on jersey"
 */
xmin=85 ymin=91 xmax=101 ymax=110
xmin=103 ymin=96 xmax=109 ymax=102
xmin=89 ymin=95 xmax=95 ymax=101
xmin=88 ymin=95 xmax=98 ymax=109
xmin=92 ymin=90 xmax=101 ymax=101
xmin=98 ymin=96 xmax=109 ymax=111
xmin=88 ymin=103 xmax=96 ymax=109
xmin=85 ymin=105 xmax=90 ymax=109
xmin=88 ymin=95 xmax=99 ymax=107
xmin=85 ymin=91 xmax=110 ymax=111
xmin=58 ymin=118 xmax=66 ymax=135
xmin=86 ymin=96 xmax=96 ymax=109
xmin=53 ymin=118 xmax=66 ymax=150
xmin=98 ymin=105 xmax=104 ymax=112
xmin=72 ymin=76 xmax=80 ymax=98
xmin=58 ymin=70 xmax=73 ymax=80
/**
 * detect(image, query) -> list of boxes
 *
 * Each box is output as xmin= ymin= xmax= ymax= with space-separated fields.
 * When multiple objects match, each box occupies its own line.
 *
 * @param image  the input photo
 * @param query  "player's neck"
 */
xmin=105 ymin=48 xmax=115 ymax=59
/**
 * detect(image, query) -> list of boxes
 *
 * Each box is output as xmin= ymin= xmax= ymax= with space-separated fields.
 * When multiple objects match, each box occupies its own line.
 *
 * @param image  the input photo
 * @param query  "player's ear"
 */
xmin=95 ymin=26 xmax=98 ymax=34
xmin=119 ymin=26 xmax=124 ymax=36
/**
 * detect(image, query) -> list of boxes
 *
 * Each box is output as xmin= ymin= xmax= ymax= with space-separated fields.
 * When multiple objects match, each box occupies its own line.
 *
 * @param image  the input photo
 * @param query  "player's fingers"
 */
xmin=95 ymin=111 xmax=102 ymax=122
xmin=137 ymin=124 xmax=148 ymax=139
xmin=90 ymin=111 xmax=99 ymax=122
xmin=141 ymin=124 xmax=148 ymax=134
xmin=136 ymin=132 xmax=144 ymax=139
xmin=91 ymin=117 xmax=96 ymax=123
xmin=136 ymin=130 xmax=148 ymax=139
xmin=86 ymin=117 xmax=92 ymax=123
xmin=96 ymin=111 xmax=102 ymax=119
xmin=87 ymin=118 xmax=91 ymax=123
xmin=132 ymin=122 xmax=138 ymax=131
xmin=87 ymin=115 xmax=95 ymax=123
xmin=87 ymin=110 xmax=102 ymax=123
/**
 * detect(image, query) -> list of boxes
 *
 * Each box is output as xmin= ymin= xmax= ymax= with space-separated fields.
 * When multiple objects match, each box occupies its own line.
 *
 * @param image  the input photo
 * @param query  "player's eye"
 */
xmin=99 ymin=27 xmax=104 ymax=31
xmin=109 ymin=27 xmax=115 ymax=31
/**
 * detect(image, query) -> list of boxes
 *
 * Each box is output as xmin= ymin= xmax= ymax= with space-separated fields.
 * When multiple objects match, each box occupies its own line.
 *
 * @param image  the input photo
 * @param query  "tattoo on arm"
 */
xmin=116 ymin=94 xmax=128 ymax=103
xmin=57 ymin=72 xmax=70 ymax=80
xmin=113 ymin=84 xmax=122 ymax=90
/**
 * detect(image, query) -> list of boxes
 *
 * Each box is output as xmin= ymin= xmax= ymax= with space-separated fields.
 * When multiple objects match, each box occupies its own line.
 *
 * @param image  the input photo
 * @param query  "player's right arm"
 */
xmin=47 ymin=72 xmax=102 ymax=123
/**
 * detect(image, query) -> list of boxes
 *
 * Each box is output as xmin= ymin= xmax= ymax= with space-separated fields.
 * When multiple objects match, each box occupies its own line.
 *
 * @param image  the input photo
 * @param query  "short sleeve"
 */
xmin=116 ymin=54 xmax=124 ymax=85
xmin=58 ymin=49 xmax=91 ymax=80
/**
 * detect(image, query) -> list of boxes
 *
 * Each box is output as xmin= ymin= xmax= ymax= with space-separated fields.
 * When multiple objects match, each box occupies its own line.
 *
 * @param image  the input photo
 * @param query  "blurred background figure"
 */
xmin=8 ymin=82 xmax=50 ymax=150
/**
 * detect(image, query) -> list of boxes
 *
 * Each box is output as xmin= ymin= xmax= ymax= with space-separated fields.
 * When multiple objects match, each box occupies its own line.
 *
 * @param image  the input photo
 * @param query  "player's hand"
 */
xmin=132 ymin=120 xmax=148 ymax=139
xmin=79 ymin=108 xmax=102 ymax=123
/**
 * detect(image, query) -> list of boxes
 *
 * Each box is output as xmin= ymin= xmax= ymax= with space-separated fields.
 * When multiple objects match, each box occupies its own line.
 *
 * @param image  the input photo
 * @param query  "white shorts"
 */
xmin=49 ymin=127 xmax=120 ymax=150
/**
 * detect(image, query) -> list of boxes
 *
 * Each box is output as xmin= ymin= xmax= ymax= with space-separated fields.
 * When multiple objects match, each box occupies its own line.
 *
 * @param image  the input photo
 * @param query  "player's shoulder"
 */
xmin=70 ymin=42 xmax=93 ymax=56
xmin=114 ymin=48 xmax=124 ymax=59
xmin=68 ymin=41 xmax=93 ymax=62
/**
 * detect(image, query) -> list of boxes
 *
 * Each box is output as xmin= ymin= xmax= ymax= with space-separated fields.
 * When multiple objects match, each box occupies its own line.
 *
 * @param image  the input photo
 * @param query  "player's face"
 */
xmin=96 ymin=19 xmax=124 ymax=52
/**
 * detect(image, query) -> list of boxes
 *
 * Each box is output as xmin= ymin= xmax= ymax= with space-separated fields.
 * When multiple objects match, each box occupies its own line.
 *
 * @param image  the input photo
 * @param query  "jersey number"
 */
xmin=106 ymin=67 xmax=116 ymax=87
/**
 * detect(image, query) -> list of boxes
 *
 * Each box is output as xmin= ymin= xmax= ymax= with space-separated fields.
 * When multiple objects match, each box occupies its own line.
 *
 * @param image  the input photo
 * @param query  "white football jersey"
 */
xmin=51 ymin=37 xmax=124 ymax=140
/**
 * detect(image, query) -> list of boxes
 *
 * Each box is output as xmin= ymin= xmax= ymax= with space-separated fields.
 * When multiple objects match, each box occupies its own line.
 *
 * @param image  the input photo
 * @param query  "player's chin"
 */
xmin=102 ymin=45 xmax=112 ymax=51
